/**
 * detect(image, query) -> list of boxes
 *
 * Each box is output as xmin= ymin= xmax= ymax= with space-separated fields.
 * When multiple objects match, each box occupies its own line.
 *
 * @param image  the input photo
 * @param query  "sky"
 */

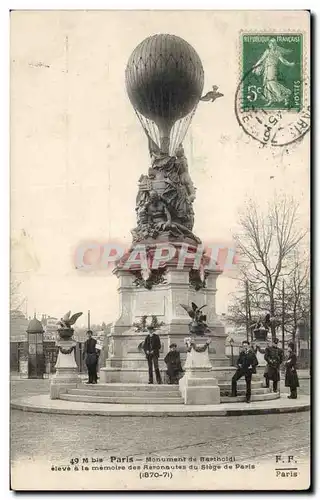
xmin=10 ymin=10 xmax=310 ymax=326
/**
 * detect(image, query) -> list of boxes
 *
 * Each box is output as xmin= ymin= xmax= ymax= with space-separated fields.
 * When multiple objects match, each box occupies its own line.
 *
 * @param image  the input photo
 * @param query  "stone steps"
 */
xmin=77 ymin=383 xmax=180 ymax=392
xmin=221 ymin=392 xmax=280 ymax=403
xmin=62 ymin=383 xmax=183 ymax=404
xmin=209 ymin=358 xmax=231 ymax=367
xmin=70 ymin=388 xmax=181 ymax=398
xmin=218 ymin=380 xmax=264 ymax=390
xmin=60 ymin=393 xmax=184 ymax=405
xmin=104 ymin=356 xmax=231 ymax=366
xmin=59 ymin=381 xmax=275 ymax=405
xmin=220 ymin=387 xmax=270 ymax=397
xmin=74 ymin=382 xmax=267 ymax=397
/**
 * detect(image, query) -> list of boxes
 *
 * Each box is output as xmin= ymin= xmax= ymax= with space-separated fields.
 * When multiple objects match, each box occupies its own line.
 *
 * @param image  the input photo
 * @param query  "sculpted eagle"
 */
xmin=180 ymin=302 xmax=207 ymax=323
xmin=180 ymin=302 xmax=210 ymax=336
xmin=58 ymin=311 xmax=83 ymax=329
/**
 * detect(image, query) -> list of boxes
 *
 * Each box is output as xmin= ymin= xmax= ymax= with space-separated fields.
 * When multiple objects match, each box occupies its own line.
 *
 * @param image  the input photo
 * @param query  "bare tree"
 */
xmin=227 ymin=284 xmax=259 ymax=330
xmin=234 ymin=196 xmax=307 ymax=340
xmin=276 ymin=251 xmax=310 ymax=343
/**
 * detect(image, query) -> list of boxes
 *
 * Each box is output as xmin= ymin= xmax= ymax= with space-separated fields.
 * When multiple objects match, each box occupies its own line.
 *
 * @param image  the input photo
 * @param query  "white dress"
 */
xmin=255 ymin=48 xmax=293 ymax=105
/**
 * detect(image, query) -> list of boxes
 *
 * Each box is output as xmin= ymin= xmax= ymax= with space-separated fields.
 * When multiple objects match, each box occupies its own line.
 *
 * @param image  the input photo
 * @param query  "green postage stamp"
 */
xmin=241 ymin=33 xmax=303 ymax=112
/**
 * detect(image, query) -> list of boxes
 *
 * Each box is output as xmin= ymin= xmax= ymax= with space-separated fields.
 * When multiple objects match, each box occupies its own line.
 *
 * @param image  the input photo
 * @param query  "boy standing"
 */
xmin=164 ymin=343 xmax=184 ymax=384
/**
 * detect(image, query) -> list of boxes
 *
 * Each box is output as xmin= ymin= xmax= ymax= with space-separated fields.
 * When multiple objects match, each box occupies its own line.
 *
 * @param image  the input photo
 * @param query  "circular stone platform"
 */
xmin=11 ymin=394 xmax=310 ymax=417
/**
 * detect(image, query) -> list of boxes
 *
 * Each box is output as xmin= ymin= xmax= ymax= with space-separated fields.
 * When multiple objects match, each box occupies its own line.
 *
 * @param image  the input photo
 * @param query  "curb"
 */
xmin=11 ymin=394 xmax=310 ymax=417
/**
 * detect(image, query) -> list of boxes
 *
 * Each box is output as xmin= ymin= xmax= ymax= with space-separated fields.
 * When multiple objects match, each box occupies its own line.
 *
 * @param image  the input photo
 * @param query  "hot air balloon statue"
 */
xmin=125 ymin=34 xmax=204 ymax=155
xmin=126 ymin=34 xmax=207 ymax=246
xmin=100 ymin=34 xmax=226 ymax=393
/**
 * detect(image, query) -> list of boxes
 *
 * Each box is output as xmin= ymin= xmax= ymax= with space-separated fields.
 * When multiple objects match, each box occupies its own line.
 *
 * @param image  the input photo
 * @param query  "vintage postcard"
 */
xmin=10 ymin=10 xmax=310 ymax=491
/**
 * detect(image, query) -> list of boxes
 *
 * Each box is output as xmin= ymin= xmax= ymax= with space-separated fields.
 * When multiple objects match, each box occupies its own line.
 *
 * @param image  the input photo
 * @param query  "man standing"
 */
xmin=263 ymin=340 xmax=272 ymax=388
xmin=143 ymin=326 xmax=162 ymax=384
xmin=285 ymin=342 xmax=299 ymax=399
xmin=83 ymin=330 xmax=99 ymax=384
xmin=264 ymin=338 xmax=284 ymax=392
xmin=231 ymin=340 xmax=258 ymax=403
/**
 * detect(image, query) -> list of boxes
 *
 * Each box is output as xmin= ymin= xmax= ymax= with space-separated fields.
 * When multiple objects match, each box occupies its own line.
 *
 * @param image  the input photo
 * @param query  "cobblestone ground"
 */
xmin=10 ymin=379 xmax=310 ymax=466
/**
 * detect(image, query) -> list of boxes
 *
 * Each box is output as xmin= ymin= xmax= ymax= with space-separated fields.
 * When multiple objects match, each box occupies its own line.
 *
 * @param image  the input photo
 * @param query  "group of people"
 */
xmin=83 ymin=327 xmax=184 ymax=386
xmin=231 ymin=338 xmax=300 ymax=403
xmin=264 ymin=339 xmax=300 ymax=400
xmin=83 ymin=328 xmax=300 ymax=401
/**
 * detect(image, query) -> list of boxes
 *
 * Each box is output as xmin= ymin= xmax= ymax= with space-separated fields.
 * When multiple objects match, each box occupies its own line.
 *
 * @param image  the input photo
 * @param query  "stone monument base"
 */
xmin=100 ymin=261 xmax=230 ymax=385
xmin=50 ymin=339 xmax=81 ymax=399
xmin=179 ymin=337 xmax=220 ymax=405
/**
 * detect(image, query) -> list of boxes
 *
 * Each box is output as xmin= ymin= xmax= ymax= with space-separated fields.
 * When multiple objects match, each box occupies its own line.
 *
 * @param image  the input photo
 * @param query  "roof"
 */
xmin=26 ymin=317 xmax=44 ymax=334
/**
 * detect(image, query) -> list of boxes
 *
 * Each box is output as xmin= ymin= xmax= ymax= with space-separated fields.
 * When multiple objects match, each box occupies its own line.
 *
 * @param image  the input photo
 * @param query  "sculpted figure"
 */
xmin=131 ymin=141 xmax=201 ymax=243
xmin=180 ymin=302 xmax=210 ymax=336
xmin=146 ymin=190 xmax=172 ymax=231
xmin=58 ymin=311 xmax=83 ymax=329
xmin=174 ymin=144 xmax=196 ymax=230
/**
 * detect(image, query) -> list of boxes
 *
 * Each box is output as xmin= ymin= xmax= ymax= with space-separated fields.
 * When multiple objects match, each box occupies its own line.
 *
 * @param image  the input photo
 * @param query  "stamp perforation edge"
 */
xmin=237 ymin=28 xmax=309 ymax=114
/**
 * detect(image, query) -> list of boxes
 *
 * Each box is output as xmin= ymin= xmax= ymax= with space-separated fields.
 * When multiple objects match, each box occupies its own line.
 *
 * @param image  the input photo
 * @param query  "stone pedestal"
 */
xmin=179 ymin=337 xmax=220 ymax=405
xmin=100 ymin=244 xmax=229 ymax=384
xmin=50 ymin=338 xmax=81 ymax=399
xmin=254 ymin=341 xmax=268 ymax=378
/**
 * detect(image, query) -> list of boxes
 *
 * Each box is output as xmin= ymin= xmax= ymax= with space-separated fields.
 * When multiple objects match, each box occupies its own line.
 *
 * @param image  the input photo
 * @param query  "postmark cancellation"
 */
xmin=236 ymin=31 xmax=310 ymax=147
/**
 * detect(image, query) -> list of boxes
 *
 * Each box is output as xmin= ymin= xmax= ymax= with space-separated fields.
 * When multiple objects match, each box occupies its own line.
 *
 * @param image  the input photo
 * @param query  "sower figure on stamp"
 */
xmin=285 ymin=342 xmax=300 ymax=399
xmin=143 ymin=326 xmax=162 ymax=384
xmin=164 ymin=343 xmax=184 ymax=384
xmin=231 ymin=340 xmax=258 ymax=403
xmin=83 ymin=330 xmax=100 ymax=384
xmin=264 ymin=338 xmax=284 ymax=392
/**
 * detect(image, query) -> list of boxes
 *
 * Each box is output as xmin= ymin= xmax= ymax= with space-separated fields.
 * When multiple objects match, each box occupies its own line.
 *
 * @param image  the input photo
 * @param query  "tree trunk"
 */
xmin=292 ymin=317 xmax=297 ymax=345
xmin=270 ymin=299 xmax=276 ymax=341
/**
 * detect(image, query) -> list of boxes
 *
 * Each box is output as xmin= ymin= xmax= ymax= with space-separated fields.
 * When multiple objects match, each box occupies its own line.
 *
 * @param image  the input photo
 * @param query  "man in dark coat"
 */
xmin=263 ymin=341 xmax=271 ymax=388
xmin=164 ymin=343 xmax=184 ymax=384
xmin=231 ymin=340 xmax=258 ymax=403
xmin=143 ymin=326 xmax=162 ymax=384
xmin=264 ymin=338 xmax=284 ymax=392
xmin=83 ymin=330 xmax=99 ymax=384
xmin=285 ymin=342 xmax=299 ymax=399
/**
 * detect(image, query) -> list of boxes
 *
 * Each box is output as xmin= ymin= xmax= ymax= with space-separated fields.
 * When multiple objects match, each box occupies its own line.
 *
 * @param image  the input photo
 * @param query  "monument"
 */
xmin=50 ymin=311 xmax=83 ymax=399
xmin=99 ymin=33 xmax=228 ymax=396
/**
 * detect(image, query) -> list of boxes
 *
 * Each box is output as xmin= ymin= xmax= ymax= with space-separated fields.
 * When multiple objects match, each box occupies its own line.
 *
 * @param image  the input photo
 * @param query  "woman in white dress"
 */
xmin=252 ymin=38 xmax=295 ymax=106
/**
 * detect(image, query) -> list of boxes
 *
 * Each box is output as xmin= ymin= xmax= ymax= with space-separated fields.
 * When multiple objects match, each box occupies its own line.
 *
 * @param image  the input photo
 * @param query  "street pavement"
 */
xmin=10 ymin=379 xmax=310 ymax=466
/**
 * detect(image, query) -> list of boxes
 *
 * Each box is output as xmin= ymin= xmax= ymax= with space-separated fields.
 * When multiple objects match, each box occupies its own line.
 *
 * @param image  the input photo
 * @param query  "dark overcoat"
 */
xmin=285 ymin=352 xmax=300 ymax=389
xmin=164 ymin=350 xmax=183 ymax=375
xmin=264 ymin=346 xmax=284 ymax=381
xmin=84 ymin=338 xmax=98 ymax=367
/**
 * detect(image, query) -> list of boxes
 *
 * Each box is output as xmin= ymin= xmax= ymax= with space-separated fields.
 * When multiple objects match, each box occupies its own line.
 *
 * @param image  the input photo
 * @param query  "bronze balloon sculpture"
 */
xmin=125 ymin=34 xmax=208 ymax=247
xmin=125 ymin=34 xmax=204 ymax=155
